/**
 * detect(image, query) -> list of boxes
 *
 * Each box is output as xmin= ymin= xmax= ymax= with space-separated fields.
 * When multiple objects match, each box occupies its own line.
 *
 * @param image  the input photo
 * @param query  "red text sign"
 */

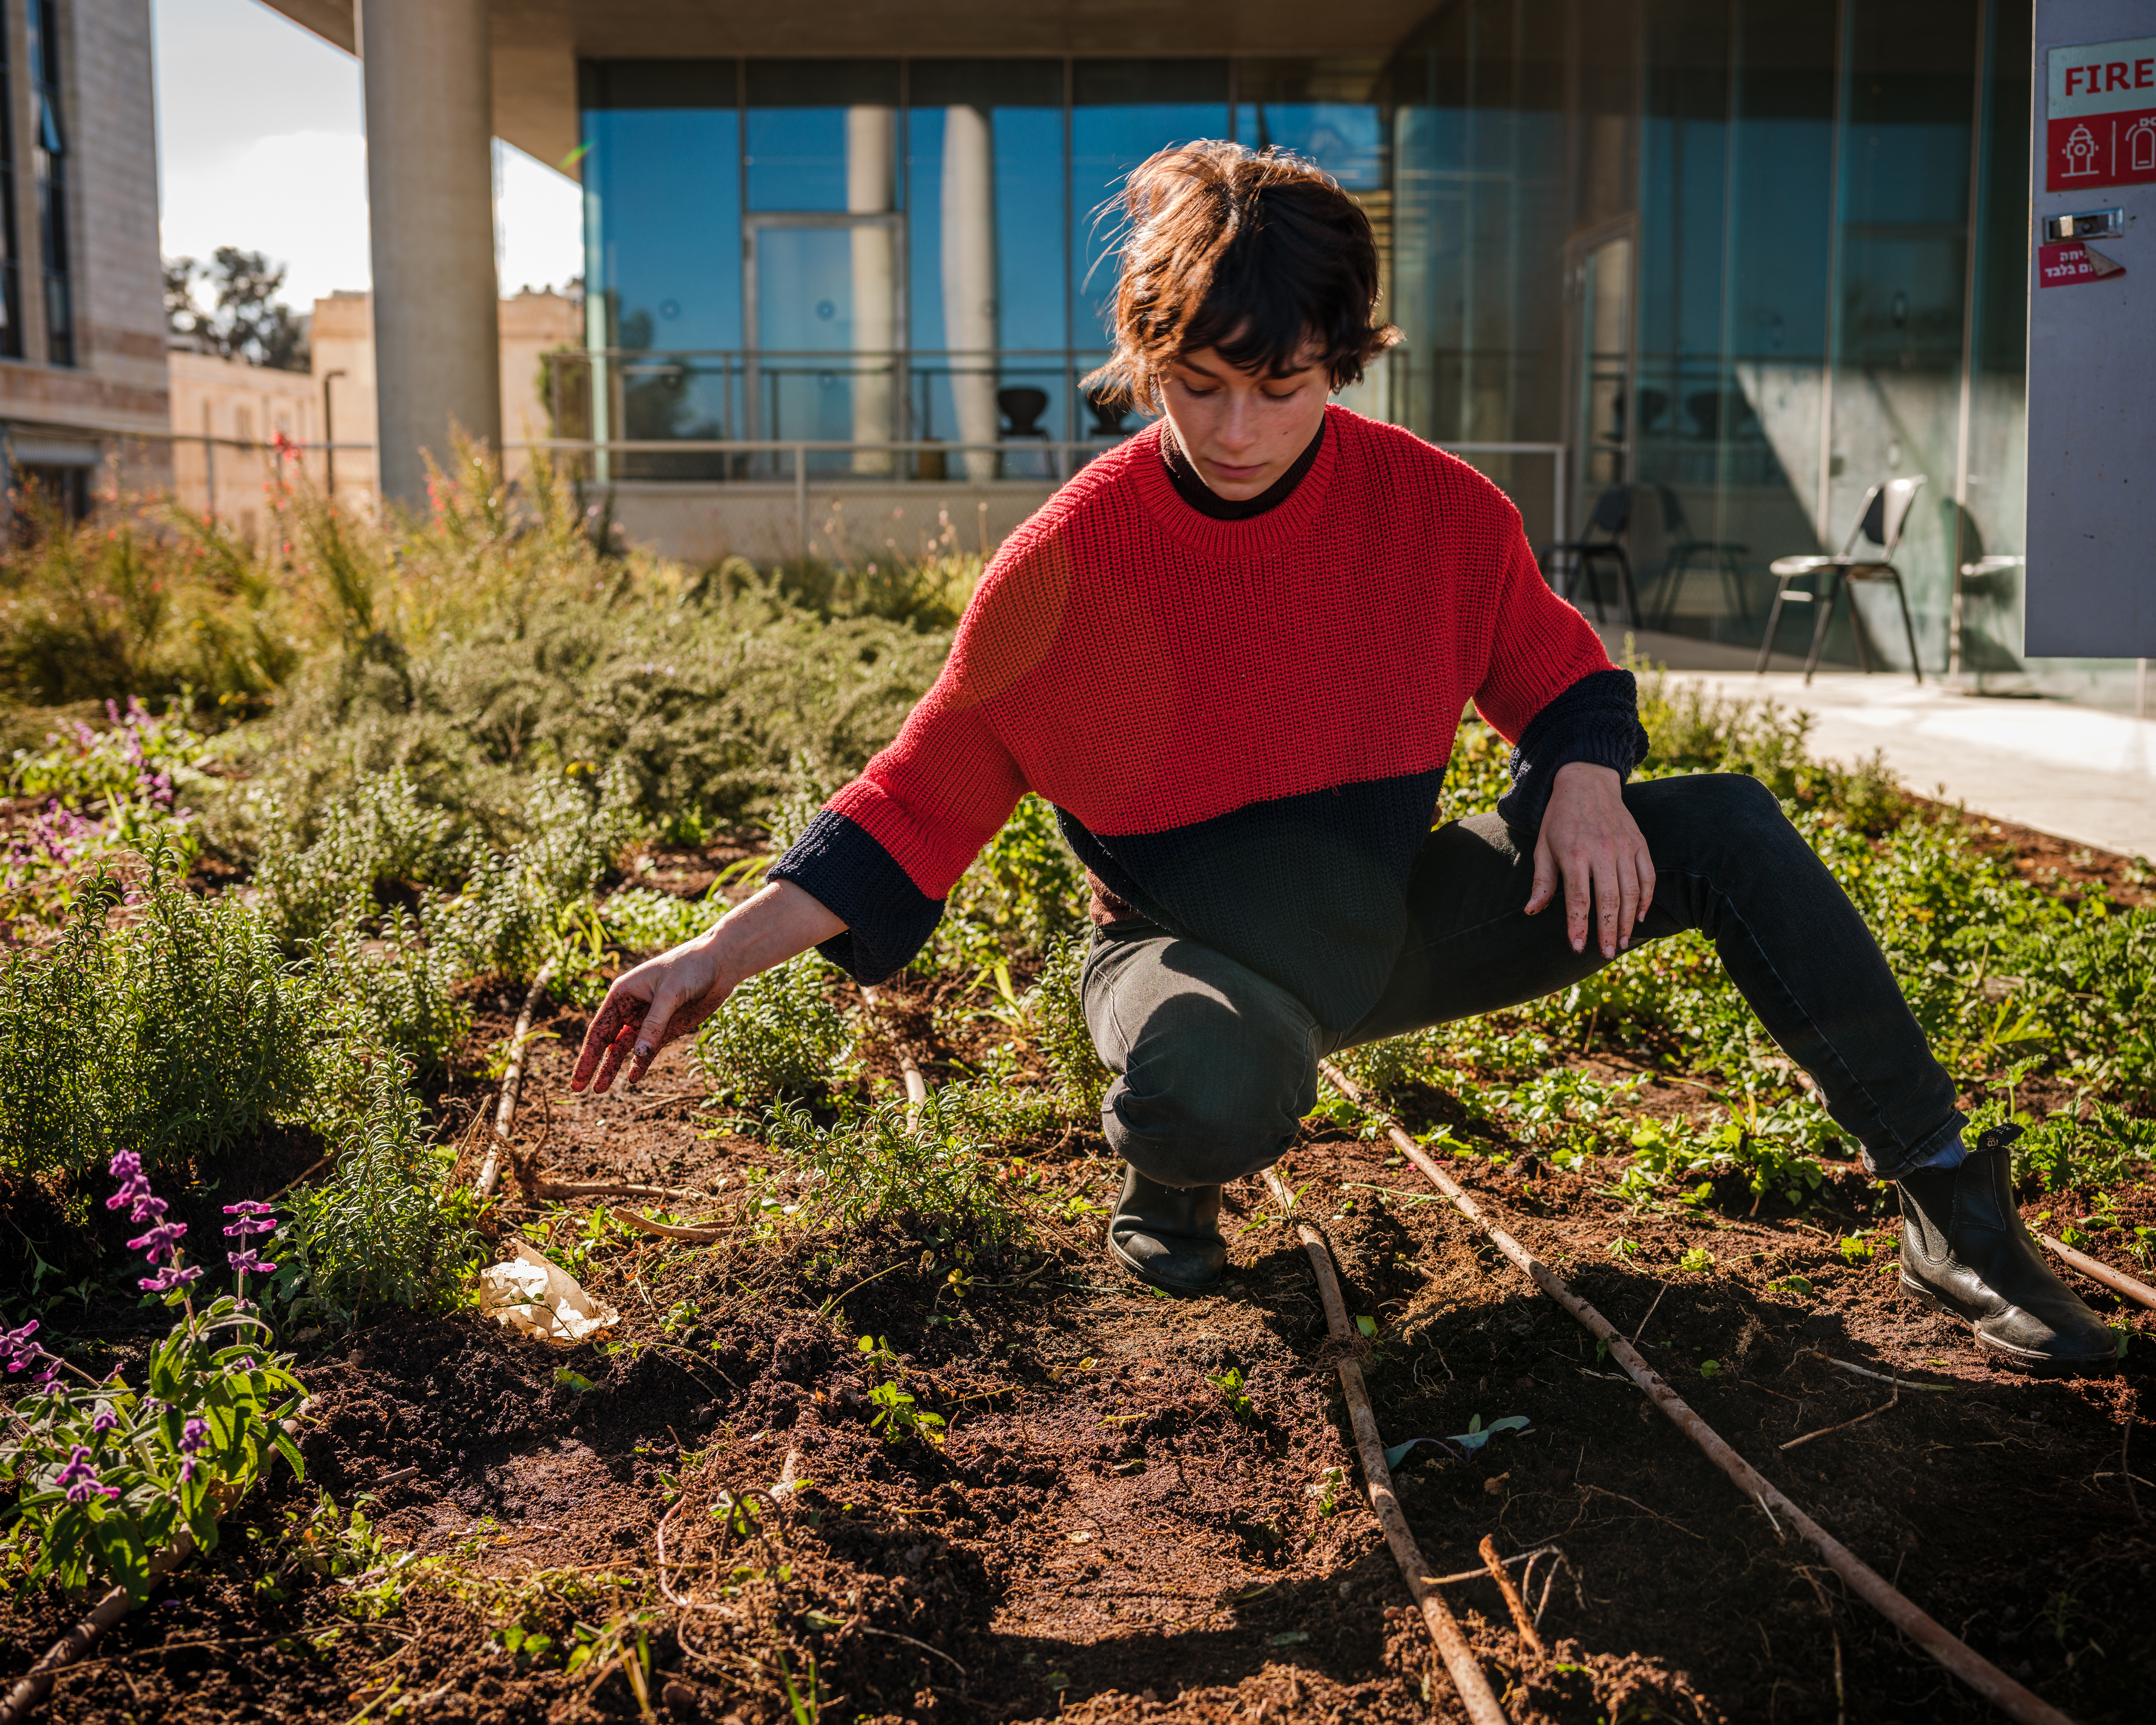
xmin=2037 ymin=240 xmax=2125 ymax=288
xmin=2046 ymin=35 xmax=2156 ymax=189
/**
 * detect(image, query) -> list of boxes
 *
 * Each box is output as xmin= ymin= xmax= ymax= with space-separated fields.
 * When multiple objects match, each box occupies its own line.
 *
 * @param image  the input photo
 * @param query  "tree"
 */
xmin=163 ymin=247 xmax=310 ymax=372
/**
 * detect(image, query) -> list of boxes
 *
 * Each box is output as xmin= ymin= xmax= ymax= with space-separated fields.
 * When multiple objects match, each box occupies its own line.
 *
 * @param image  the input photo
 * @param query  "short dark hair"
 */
xmin=1086 ymin=141 xmax=1398 ymax=411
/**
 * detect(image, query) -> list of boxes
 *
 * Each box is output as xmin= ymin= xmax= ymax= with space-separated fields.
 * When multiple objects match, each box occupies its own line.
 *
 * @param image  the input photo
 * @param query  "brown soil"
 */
xmin=5 ymin=859 xmax=2153 ymax=1724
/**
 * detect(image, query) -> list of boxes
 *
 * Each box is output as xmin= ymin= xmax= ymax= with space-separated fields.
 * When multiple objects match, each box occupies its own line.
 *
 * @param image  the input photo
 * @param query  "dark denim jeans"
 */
xmin=1083 ymin=774 xmax=1963 ymax=1187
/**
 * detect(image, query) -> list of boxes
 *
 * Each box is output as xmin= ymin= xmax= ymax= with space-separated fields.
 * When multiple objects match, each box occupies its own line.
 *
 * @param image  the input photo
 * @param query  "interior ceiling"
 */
xmin=265 ymin=1 xmax=1439 ymax=175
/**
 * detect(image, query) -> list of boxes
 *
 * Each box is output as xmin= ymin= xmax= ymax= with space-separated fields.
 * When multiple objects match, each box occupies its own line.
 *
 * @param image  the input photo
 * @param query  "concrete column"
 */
xmin=358 ymin=0 xmax=501 ymax=510
xmin=848 ymin=106 xmax=896 ymax=476
xmin=941 ymin=105 xmax=998 ymax=482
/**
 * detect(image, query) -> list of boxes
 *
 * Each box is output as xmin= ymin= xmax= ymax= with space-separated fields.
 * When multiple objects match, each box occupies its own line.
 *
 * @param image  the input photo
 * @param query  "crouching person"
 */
xmin=570 ymin=141 xmax=2112 ymax=1375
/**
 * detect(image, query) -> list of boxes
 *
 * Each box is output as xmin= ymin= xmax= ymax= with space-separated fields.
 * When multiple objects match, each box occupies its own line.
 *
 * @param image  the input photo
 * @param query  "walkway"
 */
xmin=1594 ymin=626 xmax=2156 ymax=861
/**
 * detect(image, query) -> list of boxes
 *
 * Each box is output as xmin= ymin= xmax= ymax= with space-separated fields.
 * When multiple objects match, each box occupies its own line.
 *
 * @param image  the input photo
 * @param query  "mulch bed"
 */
xmin=5 ymin=836 xmax=2153 ymax=1724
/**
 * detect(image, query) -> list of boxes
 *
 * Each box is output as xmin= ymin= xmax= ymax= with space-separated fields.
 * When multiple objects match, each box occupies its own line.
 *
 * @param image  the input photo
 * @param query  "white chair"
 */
xmin=1756 ymin=475 xmax=1927 ymax=683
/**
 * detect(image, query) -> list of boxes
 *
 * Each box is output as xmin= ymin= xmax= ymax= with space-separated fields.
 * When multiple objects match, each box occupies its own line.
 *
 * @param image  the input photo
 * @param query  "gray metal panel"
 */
xmin=2026 ymin=0 xmax=2156 ymax=656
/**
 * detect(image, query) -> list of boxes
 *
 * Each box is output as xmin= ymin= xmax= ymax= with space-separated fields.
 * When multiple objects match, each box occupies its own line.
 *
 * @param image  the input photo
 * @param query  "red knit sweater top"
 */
xmin=772 ymin=405 xmax=1632 ymax=1030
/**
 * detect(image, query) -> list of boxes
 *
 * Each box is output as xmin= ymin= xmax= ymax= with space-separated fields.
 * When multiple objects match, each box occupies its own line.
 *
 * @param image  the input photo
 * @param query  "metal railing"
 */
xmin=52 ymin=424 xmax=1564 ymax=566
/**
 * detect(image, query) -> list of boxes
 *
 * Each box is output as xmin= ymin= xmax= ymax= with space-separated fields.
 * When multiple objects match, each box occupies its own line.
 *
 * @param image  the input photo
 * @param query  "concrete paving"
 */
xmin=1588 ymin=626 xmax=2156 ymax=859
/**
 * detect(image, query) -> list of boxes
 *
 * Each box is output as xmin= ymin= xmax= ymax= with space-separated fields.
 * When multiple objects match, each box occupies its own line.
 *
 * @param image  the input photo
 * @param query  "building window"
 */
xmin=26 ymin=0 xmax=70 ymax=367
xmin=0 ymin=3 xmax=21 ymax=360
xmin=580 ymin=56 xmax=1382 ymax=467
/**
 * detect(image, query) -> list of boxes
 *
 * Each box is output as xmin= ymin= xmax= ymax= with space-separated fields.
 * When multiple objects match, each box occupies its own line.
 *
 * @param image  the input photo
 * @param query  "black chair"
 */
xmin=1645 ymin=484 xmax=1749 ymax=629
xmin=997 ymin=387 xmax=1049 ymax=439
xmin=1083 ymin=387 xmax=1131 ymax=439
xmin=1539 ymin=484 xmax=1644 ymax=629
xmin=1756 ymin=475 xmax=1927 ymax=683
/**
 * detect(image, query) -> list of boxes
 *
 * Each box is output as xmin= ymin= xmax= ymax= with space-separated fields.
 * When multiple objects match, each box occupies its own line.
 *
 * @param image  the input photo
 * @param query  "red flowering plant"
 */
xmin=0 ymin=1153 xmax=306 ymax=1603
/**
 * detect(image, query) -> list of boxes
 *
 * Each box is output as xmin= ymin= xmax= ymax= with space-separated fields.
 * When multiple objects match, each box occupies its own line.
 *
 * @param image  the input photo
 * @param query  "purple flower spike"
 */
xmin=180 ymin=1419 xmax=210 ymax=1455
xmin=55 ymin=1446 xmax=117 ymax=1505
xmin=127 ymin=1221 xmax=188 ymax=1265
xmin=226 ymin=1248 xmax=278 ymax=1277
xmin=221 ymin=1202 xmax=277 ymax=1239
xmin=1 ymin=1319 xmax=43 ymax=1373
xmin=138 ymin=1263 xmax=203 ymax=1295
xmin=107 ymin=1151 xmax=143 ymax=1183
xmin=92 ymin=1409 xmax=119 ymax=1434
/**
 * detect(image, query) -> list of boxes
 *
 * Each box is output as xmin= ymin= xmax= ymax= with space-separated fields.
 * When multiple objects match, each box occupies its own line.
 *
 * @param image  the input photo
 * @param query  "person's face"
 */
xmin=1158 ymin=343 xmax=1329 ymax=502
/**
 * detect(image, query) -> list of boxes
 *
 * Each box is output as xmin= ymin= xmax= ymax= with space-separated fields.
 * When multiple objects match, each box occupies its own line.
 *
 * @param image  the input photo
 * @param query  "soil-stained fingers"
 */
xmin=1563 ymin=839 xmax=1596 ymax=954
xmin=1525 ymin=831 xmax=1562 ymax=917
xmin=570 ymin=984 xmax=644 ymax=1093
xmin=571 ymin=945 xmax=729 ymax=1093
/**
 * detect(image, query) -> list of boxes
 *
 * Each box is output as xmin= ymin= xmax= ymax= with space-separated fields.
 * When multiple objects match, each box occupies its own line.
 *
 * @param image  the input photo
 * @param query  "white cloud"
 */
xmin=154 ymin=0 xmax=585 ymax=313
xmin=160 ymin=128 xmax=371 ymax=308
xmin=496 ymin=143 xmax=585 ymax=297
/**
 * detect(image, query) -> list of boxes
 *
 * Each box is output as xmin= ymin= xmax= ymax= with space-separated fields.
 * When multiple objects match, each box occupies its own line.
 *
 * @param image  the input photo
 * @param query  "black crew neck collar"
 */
xmin=1160 ymin=418 xmax=1328 ymax=521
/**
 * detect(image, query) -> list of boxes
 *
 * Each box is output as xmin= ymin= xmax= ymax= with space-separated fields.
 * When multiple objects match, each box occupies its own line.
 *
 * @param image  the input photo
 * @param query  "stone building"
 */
xmin=166 ymin=288 xmax=578 ymax=533
xmin=0 ymin=0 xmax=168 ymax=520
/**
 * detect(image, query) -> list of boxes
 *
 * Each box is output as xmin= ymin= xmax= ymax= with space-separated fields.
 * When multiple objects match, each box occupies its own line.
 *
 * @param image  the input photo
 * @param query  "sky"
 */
xmin=152 ymin=0 xmax=584 ymax=311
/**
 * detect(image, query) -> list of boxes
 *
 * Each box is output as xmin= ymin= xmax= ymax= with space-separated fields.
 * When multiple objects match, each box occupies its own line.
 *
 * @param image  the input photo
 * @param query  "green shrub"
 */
xmin=696 ymin=952 xmax=855 ymax=1102
xmin=602 ymin=886 xmax=724 ymax=958
xmin=252 ymin=768 xmax=466 ymax=950
xmin=0 ymin=849 xmax=314 ymax=1181
xmin=276 ymin=1037 xmax=464 ymax=1317
xmin=771 ymin=1080 xmax=1028 ymax=1252
xmin=1027 ymin=932 xmax=1110 ymax=1114
xmin=937 ymin=793 xmax=1087 ymax=964
xmin=420 ymin=763 xmax=644 ymax=982
xmin=0 ymin=507 xmax=301 ymax=710
xmin=312 ymin=907 xmax=470 ymax=1081
xmin=1986 ymin=907 xmax=2156 ymax=1104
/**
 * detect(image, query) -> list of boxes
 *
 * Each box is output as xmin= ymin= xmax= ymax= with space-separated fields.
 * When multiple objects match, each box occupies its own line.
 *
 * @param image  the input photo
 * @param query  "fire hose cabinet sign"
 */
xmin=2045 ymin=33 xmax=2156 ymax=189
xmin=2025 ymin=3 xmax=2154 ymax=659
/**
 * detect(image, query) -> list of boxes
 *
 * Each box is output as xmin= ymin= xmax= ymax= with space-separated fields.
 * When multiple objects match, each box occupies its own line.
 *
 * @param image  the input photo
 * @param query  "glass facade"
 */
xmin=579 ymin=8 xmax=2104 ymax=692
xmin=1385 ymin=0 xmax=2122 ymax=695
xmin=577 ymin=57 xmax=1393 ymax=477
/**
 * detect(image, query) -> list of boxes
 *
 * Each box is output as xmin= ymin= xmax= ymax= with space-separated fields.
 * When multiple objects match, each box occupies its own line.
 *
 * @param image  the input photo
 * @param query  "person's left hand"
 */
xmin=1523 ymin=761 xmax=1657 ymax=959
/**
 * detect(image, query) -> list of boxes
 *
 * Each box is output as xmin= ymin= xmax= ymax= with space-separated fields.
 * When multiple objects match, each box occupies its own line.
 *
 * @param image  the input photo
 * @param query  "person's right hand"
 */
xmin=570 ymin=936 xmax=732 ymax=1094
xmin=569 ymin=879 xmax=848 ymax=1094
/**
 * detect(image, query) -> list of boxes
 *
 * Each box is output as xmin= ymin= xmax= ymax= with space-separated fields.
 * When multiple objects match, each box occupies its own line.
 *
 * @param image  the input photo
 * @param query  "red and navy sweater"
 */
xmin=772 ymin=406 xmax=1647 ymax=1031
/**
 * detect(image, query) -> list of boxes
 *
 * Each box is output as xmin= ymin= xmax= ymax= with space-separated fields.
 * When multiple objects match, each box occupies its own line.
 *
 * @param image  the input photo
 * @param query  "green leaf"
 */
xmin=1354 ymin=1315 xmax=1378 ymax=1338
xmin=553 ymin=1369 xmax=595 ymax=1393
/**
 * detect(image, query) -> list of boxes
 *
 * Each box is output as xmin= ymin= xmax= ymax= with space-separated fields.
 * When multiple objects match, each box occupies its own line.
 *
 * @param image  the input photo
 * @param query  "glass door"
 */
xmin=744 ymin=214 xmax=904 ymax=475
xmin=1567 ymin=225 xmax=1635 ymax=520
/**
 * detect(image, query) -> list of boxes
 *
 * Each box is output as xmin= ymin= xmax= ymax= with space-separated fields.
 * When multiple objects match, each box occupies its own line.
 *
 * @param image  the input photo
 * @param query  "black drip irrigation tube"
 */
xmin=1315 ymin=1058 xmax=2080 ymax=1725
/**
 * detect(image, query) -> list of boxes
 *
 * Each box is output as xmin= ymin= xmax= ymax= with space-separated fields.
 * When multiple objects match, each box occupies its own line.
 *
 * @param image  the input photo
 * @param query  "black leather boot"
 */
xmin=1897 ymin=1126 xmax=2115 ymax=1374
xmin=1107 ymin=1165 xmax=1226 ymax=1295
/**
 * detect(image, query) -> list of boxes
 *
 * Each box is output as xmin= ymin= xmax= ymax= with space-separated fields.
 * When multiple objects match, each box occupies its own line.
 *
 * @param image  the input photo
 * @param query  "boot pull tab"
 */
xmin=1975 ymin=1122 xmax=2024 ymax=1156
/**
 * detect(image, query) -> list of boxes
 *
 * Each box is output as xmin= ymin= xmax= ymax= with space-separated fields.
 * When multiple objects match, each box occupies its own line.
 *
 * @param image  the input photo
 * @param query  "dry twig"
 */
xmin=1782 ymin=1390 xmax=1900 ymax=1451
xmin=1479 ymin=1535 xmax=1546 ymax=1656
xmin=476 ymin=960 xmax=560 ymax=1200
xmin=1261 ymin=1167 xmax=1509 ymax=1725
xmin=1318 ymin=1058 xmax=2077 ymax=1725
xmin=2039 ymin=1233 xmax=2156 ymax=1312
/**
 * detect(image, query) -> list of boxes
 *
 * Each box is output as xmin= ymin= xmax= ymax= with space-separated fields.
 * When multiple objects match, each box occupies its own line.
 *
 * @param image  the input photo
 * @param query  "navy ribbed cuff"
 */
xmin=767 ymin=809 xmax=944 ymax=983
xmin=1497 ymin=668 xmax=1651 ymax=837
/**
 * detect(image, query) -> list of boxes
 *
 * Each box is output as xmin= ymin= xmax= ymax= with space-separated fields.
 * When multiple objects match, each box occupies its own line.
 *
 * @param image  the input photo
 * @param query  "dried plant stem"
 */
xmin=1260 ymin=1167 xmax=1509 ymax=1725
xmin=1478 ymin=1535 xmax=1547 ymax=1657
xmin=1318 ymin=1058 xmax=2078 ymax=1725
xmin=618 ymin=1211 xmax=728 ymax=1244
xmin=2039 ymin=1234 xmax=2156 ymax=1312
xmin=857 ymin=984 xmax=928 ymax=1131
xmin=1782 ymin=1390 xmax=1900 ymax=1451
xmin=529 ymin=1178 xmax=713 ymax=1204
xmin=477 ymin=959 xmax=559 ymax=1200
